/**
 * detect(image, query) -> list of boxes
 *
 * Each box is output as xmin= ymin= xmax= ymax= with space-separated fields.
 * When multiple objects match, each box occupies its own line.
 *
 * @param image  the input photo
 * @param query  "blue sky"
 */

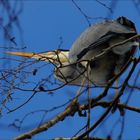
xmin=0 ymin=0 xmax=140 ymax=140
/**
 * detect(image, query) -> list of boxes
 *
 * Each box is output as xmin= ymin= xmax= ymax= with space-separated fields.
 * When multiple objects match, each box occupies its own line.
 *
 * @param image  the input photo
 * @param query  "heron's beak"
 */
xmin=6 ymin=50 xmax=69 ymax=65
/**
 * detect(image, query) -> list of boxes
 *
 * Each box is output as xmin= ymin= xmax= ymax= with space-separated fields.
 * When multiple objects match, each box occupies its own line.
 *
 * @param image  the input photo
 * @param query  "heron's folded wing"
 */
xmin=77 ymin=31 xmax=134 ymax=60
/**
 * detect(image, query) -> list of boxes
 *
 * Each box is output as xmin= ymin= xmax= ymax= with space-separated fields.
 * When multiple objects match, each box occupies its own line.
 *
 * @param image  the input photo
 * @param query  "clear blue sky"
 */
xmin=0 ymin=1 xmax=140 ymax=140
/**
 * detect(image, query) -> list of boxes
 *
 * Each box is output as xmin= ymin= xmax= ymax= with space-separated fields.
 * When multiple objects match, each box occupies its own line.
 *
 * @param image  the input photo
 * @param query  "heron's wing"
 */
xmin=77 ymin=31 xmax=118 ymax=60
xmin=69 ymin=18 xmax=137 ymax=63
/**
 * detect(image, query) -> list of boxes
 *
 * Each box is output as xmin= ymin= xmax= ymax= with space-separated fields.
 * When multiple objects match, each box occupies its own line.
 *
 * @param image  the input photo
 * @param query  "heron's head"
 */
xmin=116 ymin=16 xmax=136 ymax=31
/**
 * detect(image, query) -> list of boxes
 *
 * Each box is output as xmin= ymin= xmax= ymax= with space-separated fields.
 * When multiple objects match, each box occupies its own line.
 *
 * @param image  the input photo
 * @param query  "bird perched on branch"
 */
xmin=6 ymin=16 xmax=139 ymax=86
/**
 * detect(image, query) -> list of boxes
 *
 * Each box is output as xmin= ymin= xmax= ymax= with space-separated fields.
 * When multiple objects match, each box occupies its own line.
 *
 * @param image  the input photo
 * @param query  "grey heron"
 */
xmin=6 ymin=16 xmax=139 ymax=86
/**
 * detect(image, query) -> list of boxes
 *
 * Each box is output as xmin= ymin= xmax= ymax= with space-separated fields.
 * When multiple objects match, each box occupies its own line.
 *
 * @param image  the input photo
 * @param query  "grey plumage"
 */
xmin=55 ymin=16 xmax=139 ymax=86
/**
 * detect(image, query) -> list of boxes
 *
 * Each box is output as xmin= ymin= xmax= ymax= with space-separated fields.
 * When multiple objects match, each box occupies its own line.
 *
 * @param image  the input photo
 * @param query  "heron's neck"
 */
xmin=53 ymin=50 xmax=69 ymax=65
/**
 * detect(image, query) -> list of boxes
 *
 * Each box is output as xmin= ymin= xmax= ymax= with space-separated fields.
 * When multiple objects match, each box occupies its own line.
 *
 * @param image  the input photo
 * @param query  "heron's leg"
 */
xmin=76 ymin=77 xmax=86 ymax=97
xmin=111 ymin=78 xmax=120 ymax=113
xmin=87 ymin=80 xmax=91 ymax=135
xmin=115 ymin=79 xmax=119 ymax=97
xmin=65 ymin=77 xmax=87 ymax=117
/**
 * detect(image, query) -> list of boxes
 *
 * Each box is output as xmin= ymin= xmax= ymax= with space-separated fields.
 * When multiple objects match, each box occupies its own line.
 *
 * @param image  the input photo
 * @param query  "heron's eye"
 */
xmin=118 ymin=17 xmax=126 ymax=25
xmin=117 ymin=16 xmax=135 ymax=30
